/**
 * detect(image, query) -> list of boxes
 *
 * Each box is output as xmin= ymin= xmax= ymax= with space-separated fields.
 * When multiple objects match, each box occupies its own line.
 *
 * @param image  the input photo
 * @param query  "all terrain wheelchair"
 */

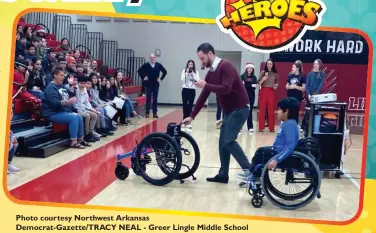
xmin=115 ymin=123 xmax=200 ymax=186
xmin=247 ymin=137 xmax=322 ymax=210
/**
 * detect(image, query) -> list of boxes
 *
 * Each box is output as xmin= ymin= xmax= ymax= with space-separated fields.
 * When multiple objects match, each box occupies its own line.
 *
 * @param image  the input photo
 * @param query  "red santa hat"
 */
xmin=245 ymin=62 xmax=255 ymax=69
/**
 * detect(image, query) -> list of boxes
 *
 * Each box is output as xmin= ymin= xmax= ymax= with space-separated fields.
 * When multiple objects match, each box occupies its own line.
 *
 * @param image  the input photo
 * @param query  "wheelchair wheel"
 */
xmin=296 ymin=137 xmax=321 ymax=162
xmin=174 ymin=131 xmax=200 ymax=180
xmin=115 ymin=163 xmax=129 ymax=180
xmin=261 ymin=152 xmax=321 ymax=210
xmin=134 ymin=132 xmax=182 ymax=186
xmin=131 ymin=157 xmax=146 ymax=176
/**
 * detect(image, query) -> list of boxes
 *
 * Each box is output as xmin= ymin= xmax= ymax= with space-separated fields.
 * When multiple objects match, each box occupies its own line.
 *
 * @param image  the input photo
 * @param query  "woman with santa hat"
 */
xmin=241 ymin=63 xmax=258 ymax=133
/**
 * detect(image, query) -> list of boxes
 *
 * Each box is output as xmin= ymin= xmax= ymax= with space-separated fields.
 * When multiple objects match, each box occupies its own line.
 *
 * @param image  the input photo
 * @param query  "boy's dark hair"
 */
xmin=26 ymin=44 xmax=35 ymax=50
xmin=52 ymin=67 xmax=64 ymax=76
xmin=278 ymin=97 xmax=300 ymax=122
xmin=58 ymin=58 xmax=66 ymax=63
xmin=197 ymin=43 xmax=215 ymax=54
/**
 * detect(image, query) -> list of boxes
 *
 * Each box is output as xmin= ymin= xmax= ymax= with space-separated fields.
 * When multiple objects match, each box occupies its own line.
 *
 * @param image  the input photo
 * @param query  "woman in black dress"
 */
xmin=241 ymin=63 xmax=258 ymax=133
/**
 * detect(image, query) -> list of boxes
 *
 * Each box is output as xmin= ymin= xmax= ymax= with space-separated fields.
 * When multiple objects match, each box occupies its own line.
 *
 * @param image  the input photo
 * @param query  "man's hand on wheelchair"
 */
xmin=268 ymin=159 xmax=278 ymax=170
xmin=182 ymin=117 xmax=193 ymax=125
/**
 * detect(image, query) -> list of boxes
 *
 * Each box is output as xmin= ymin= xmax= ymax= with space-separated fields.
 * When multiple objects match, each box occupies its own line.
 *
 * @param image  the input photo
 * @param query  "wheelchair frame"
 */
xmin=247 ymin=137 xmax=322 ymax=210
xmin=114 ymin=122 xmax=199 ymax=186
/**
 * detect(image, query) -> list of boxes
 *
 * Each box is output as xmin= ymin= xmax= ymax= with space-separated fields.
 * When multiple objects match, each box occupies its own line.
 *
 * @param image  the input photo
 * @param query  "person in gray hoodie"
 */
xmin=75 ymin=76 xmax=100 ymax=142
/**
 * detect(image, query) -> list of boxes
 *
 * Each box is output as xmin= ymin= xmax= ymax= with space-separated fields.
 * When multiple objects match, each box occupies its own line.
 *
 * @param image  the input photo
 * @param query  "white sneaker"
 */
xmin=186 ymin=124 xmax=192 ymax=129
xmin=249 ymin=129 xmax=254 ymax=134
xmin=8 ymin=164 xmax=20 ymax=173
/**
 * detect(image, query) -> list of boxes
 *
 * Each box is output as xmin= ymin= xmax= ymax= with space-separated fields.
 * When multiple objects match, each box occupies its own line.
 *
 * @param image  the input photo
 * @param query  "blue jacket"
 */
xmin=306 ymin=71 xmax=326 ymax=96
xmin=41 ymin=82 xmax=73 ymax=117
xmin=272 ymin=119 xmax=299 ymax=162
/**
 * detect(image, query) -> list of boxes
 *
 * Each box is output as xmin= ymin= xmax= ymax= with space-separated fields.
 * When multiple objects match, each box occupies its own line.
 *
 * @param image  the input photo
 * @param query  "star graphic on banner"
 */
xmin=230 ymin=0 xmax=283 ymax=37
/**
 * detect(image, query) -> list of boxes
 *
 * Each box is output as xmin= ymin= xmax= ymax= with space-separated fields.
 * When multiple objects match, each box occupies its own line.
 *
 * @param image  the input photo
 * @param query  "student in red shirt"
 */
xmin=182 ymin=43 xmax=252 ymax=184
xmin=13 ymin=59 xmax=42 ymax=120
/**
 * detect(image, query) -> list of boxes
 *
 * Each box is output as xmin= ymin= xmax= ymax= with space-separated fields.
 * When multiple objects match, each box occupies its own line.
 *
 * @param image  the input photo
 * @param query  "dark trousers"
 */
xmin=246 ymin=88 xmax=255 ymax=130
xmin=112 ymin=103 xmax=127 ymax=124
xmin=250 ymin=146 xmax=278 ymax=176
xmin=146 ymin=86 xmax=159 ymax=114
xmin=182 ymin=88 xmax=196 ymax=119
xmin=141 ymin=81 xmax=146 ymax=96
xmin=216 ymin=97 xmax=222 ymax=121
xmin=218 ymin=106 xmax=252 ymax=177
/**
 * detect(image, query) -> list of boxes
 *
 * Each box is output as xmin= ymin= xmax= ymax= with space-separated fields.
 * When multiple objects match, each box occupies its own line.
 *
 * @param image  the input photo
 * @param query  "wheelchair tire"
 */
xmin=134 ymin=132 xmax=182 ymax=186
xmin=115 ymin=163 xmax=129 ymax=180
xmin=261 ymin=151 xmax=322 ymax=210
xmin=175 ymin=131 xmax=200 ymax=180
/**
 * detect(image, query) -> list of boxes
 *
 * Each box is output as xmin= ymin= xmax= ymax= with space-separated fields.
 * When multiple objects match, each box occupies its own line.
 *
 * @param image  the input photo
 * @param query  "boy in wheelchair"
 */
xmin=239 ymin=97 xmax=301 ymax=185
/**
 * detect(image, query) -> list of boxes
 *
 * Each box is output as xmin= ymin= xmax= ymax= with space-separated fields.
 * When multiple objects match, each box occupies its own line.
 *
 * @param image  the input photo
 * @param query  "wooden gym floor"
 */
xmin=6 ymin=107 xmax=364 ymax=222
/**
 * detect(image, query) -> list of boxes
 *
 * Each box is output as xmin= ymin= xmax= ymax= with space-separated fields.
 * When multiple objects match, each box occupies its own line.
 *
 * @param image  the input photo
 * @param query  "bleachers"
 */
xmin=13 ymin=12 xmax=148 ymax=158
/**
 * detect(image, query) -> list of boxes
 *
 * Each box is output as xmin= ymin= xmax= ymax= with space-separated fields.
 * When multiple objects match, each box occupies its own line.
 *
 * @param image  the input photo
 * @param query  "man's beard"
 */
xmin=201 ymin=57 xmax=213 ymax=70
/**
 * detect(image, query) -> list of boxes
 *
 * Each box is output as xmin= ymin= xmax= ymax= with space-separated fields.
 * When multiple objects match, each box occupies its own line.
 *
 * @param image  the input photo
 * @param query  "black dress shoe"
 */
xmin=206 ymin=175 xmax=229 ymax=184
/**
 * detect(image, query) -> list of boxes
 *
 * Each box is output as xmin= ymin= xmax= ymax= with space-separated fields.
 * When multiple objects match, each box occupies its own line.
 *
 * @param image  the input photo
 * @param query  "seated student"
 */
xmin=27 ymin=58 xmax=46 ymax=96
xmin=86 ymin=74 xmax=116 ymax=134
xmin=8 ymin=110 xmax=20 ymax=174
xmin=13 ymin=58 xmax=42 ymax=120
xmin=238 ymin=97 xmax=300 ymax=183
xmin=100 ymin=78 xmax=128 ymax=126
xmin=16 ymin=34 xmax=27 ymax=59
xmin=42 ymin=67 xmax=90 ymax=149
xmin=114 ymin=71 xmax=143 ymax=120
xmin=24 ymin=44 xmax=37 ymax=61
xmin=75 ymin=76 xmax=101 ymax=142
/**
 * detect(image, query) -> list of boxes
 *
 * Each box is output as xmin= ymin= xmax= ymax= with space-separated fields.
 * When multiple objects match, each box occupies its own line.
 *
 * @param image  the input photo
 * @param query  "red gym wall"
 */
xmin=259 ymin=62 xmax=368 ymax=113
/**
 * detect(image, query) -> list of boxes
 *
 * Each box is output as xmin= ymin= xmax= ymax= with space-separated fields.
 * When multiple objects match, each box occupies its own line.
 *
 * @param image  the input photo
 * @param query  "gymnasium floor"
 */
xmin=6 ymin=107 xmax=364 ymax=222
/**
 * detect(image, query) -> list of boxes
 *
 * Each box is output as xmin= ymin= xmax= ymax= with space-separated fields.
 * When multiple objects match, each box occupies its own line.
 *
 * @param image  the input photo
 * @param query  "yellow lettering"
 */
xmin=253 ymin=0 xmax=273 ymax=19
xmin=287 ymin=0 xmax=305 ymax=22
xmin=271 ymin=0 xmax=289 ymax=18
xmin=238 ymin=4 xmax=255 ymax=21
xmin=220 ymin=11 xmax=241 ymax=28
xmin=302 ymin=2 xmax=322 ymax=25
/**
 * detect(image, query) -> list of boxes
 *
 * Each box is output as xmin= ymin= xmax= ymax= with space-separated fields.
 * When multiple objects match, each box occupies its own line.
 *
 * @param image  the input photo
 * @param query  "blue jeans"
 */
xmin=146 ymin=86 xmax=159 ymax=114
xmin=47 ymin=112 xmax=84 ymax=140
xmin=9 ymin=143 xmax=18 ymax=164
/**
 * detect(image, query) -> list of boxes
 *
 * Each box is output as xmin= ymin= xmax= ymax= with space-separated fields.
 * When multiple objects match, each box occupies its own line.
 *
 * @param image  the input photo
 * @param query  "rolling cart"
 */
xmin=305 ymin=101 xmax=348 ymax=178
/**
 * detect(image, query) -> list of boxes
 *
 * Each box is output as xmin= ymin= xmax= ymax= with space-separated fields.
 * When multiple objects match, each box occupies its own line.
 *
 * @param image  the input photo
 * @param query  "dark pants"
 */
xmin=246 ymin=88 xmax=255 ymax=130
xmin=250 ymin=147 xmax=278 ymax=176
xmin=218 ymin=106 xmax=252 ymax=177
xmin=182 ymin=88 xmax=196 ymax=119
xmin=141 ymin=81 xmax=146 ymax=96
xmin=216 ymin=97 xmax=222 ymax=121
xmin=146 ymin=86 xmax=159 ymax=114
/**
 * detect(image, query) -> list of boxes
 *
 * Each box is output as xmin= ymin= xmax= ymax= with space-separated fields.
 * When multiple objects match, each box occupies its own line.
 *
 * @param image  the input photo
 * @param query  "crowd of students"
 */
xmin=9 ymin=25 xmax=143 ymax=174
xmin=187 ymin=58 xmax=326 ymax=133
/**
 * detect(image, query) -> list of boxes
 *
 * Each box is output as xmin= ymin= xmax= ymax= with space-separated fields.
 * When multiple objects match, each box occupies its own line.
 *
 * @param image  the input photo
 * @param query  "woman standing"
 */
xmin=286 ymin=61 xmax=306 ymax=104
xmin=258 ymin=59 xmax=279 ymax=132
xmin=306 ymin=59 xmax=326 ymax=102
xmin=241 ymin=63 xmax=258 ymax=133
xmin=181 ymin=60 xmax=200 ymax=128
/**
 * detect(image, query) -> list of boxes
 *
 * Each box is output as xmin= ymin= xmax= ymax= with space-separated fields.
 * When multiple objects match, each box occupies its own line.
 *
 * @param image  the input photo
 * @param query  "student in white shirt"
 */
xmin=181 ymin=59 xmax=200 ymax=128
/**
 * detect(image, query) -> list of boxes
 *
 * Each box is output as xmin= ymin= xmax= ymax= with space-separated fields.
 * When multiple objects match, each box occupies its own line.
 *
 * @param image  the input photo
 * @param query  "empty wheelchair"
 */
xmin=115 ymin=123 xmax=200 ymax=186
xmin=247 ymin=137 xmax=322 ymax=210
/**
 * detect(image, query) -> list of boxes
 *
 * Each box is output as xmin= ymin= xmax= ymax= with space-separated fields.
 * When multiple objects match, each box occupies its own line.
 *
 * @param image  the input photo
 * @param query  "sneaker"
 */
xmin=186 ymin=124 xmax=192 ymax=129
xmin=237 ymin=169 xmax=253 ymax=182
xmin=249 ymin=129 xmax=254 ymax=134
xmin=92 ymin=131 xmax=102 ymax=138
xmin=8 ymin=164 xmax=20 ymax=173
